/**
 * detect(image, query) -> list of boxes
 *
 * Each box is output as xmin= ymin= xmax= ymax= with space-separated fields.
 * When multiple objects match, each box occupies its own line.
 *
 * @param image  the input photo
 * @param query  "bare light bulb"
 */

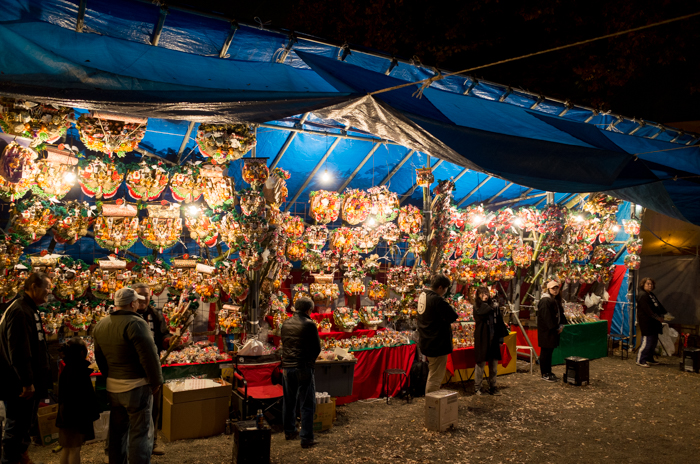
xmin=188 ymin=205 xmax=200 ymax=216
xmin=321 ymin=169 xmax=331 ymax=183
xmin=471 ymin=215 xmax=484 ymax=226
xmin=574 ymin=215 xmax=584 ymax=222
xmin=613 ymin=225 xmax=621 ymax=232
xmin=367 ymin=217 xmax=377 ymax=227
xmin=63 ymin=171 xmax=76 ymax=183
xmin=513 ymin=218 xmax=524 ymax=227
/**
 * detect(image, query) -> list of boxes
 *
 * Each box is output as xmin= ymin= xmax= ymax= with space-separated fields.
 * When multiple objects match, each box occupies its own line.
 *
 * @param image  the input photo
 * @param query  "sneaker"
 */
xmin=549 ymin=374 xmax=560 ymax=382
xmin=541 ymin=374 xmax=557 ymax=382
xmin=647 ymin=360 xmax=660 ymax=365
xmin=637 ymin=362 xmax=650 ymax=368
xmin=475 ymin=390 xmax=483 ymax=396
xmin=152 ymin=443 xmax=165 ymax=455
xmin=301 ymin=439 xmax=319 ymax=449
xmin=285 ymin=432 xmax=299 ymax=440
xmin=488 ymin=387 xmax=501 ymax=396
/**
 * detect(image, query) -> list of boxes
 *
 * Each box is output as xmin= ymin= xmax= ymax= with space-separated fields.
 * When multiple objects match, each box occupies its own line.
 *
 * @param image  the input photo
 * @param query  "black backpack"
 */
xmin=409 ymin=360 xmax=430 ymax=397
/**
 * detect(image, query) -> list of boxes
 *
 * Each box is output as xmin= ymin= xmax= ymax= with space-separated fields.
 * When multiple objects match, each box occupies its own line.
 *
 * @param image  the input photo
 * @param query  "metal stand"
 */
xmin=510 ymin=305 xmax=539 ymax=363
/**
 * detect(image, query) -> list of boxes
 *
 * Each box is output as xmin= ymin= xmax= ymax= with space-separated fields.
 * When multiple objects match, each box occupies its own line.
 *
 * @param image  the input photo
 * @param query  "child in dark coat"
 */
xmin=56 ymin=337 xmax=100 ymax=464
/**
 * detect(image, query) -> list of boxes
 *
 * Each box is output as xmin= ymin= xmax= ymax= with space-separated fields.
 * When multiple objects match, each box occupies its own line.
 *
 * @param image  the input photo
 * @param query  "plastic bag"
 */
xmin=657 ymin=323 xmax=677 ymax=356
xmin=238 ymin=339 xmax=264 ymax=356
xmin=85 ymin=411 xmax=110 ymax=444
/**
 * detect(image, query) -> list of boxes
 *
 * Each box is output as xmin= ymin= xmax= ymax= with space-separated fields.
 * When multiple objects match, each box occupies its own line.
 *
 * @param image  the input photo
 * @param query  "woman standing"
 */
xmin=636 ymin=277 xmax=667 ymax=367
xmin=537 ymin=280 xmax=568 ymax=382
xmin=473 ymin=287 xmax=508 ymax=395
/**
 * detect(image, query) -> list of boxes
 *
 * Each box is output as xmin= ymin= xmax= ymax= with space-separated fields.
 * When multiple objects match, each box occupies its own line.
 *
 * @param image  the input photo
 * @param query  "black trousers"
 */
xmin=539 ymin=347 xmax=554 ymax=376
xmin=1 ymin=396 xmax=39 ymax=464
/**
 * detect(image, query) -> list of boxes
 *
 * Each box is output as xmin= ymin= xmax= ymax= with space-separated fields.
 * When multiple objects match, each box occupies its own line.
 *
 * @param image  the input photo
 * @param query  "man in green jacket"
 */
xmin=93 ymin=287 xmax=163 ymax=464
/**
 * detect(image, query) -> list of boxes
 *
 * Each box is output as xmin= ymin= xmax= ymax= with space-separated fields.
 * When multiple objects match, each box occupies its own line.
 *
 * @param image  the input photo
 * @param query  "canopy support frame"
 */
xmin=379 ymin=149 xmax=415 ymax=187
xmin=337 ymin=142 xmax=383 ymax=192
xmin=269 ymin=113 xmax=311 ymax=170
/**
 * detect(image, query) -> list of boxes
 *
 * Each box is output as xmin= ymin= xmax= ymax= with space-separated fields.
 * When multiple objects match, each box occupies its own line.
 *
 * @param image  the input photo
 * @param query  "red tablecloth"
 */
xmin=336 ymin=344 xmax=416 ymax=405
xmin=445 ymin=344 xmax=512 ymax=376
xmin=269 ymin=329 xmax=384 ymax=347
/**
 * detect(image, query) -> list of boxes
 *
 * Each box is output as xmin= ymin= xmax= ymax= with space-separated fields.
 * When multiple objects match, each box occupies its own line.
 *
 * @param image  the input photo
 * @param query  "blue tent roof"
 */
xmin=1 ymin=0 xmax=699 ymax=226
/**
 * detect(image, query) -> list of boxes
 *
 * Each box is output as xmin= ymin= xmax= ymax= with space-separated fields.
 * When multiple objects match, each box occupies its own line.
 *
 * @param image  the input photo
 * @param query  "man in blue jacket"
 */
xmin=417 ymin=274 xmax=459 ymax=393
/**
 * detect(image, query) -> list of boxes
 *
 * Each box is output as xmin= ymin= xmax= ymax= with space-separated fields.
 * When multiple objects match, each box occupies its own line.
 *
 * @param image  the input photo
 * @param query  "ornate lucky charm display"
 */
xmin=170 ymin=165 xmax=204 ymax=203
xmin=196 ymin=123 xmax=256 ymax=164
xmin=0 ymin=99 xmax=73 ymax=147
xmin=78 ymin=157 xmax=123 ymax=199
xmin=367 ymin=186 xmax=399 ymax=223
xmin=51 ymin=201 xmax=94 ymax=245
xmin=125 ymin=162 xmax=170 ymax=201
xmin=342 ymin=189 xmax=371 ymax=225
xmin=93 ymin=202 xmax=139 ymax=253
xmin=201 ymin=167 xmax=234 ymax=209
xmin=242 ymin=158 xmax=269 ymax=188
xmin=0 ymin=143 xmax=38 ymax=202
xmin=77 ymin=113 xmax=147 ymax=157
xmin=184 ymin=207 xmax=219 ymax=248
xmin=32 ymin=148 xmax=79 ymax=199
xmin=139 ymin=202 xmax=182 ymax=253
xmin=398 ymin=205 xmax=423 ymax=235
xmin=309 ymin=190 xmax=342 ymax=224
xmin=9 ymin=199 xmax=59 ymax=242
xmin=415 ymin=167 xmax=434 ymax=187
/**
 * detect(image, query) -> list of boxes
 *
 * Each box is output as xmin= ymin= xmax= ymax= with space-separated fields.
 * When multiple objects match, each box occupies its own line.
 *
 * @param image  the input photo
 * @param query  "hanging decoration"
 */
xmin=623 ymin=219 xmax=641 ymax=236
xmin=398 ymin=204 xmax=423 ymax=235
xmin=368 ymin=281 xmax=388 ymax=303
xmin=280 ymin=213 xmax=305 ymax=239
xmin=32 ymin=148 xmax=79 ymax=199
xmin=352 ymin=226 xmax=380 ymax=253
xmin=329 ymin=227 xmax=354 ymax=253
xmin=195 ymin=123 xmax=256 ymax=164
xmin=0 ymin=235 xmax=27 ymax=270
xmin=309 ymin=190 xmax=342 ymax=224
xmin=77 ymin=112 xmax=147 ymax=158
xmin=367 ymin=186 xmax=399 ymax=223
xmin=139 ymin=202 xmax=182 ymax=253
xmin=333 ymin=307 xmax=359 ymax=332
xmin=9 ymin=199 xmax=59 ymax=243
xmin=51 ymin=201 xmax=94 ymax=245
xmin=304 ymin=225 xmax=328 ymax=251
xmin=341 ymin=188 xmax=371 ymax=225
xmin=200 ymin=166 xmax=234 ymax=209
xmin=219 ymin=212 xmax=244 ymax=250
xmin=0 ymin=99 xmax=73 ymax=148
xmin=184 ymin=207 xmax=219 ymax=248
xmin=93 ymin=201 xmax=139 ymax=253
xmin=286 ymin=238 xmax=307 ymax=262
xmin=170 ymin=165 xmax=205 ymax=203
xmin=387 ymin=266 xmax=417 ymax=294
xmin=238 ymin=188 xmax=266 ymax=217
xmin=416 ymin=167 xmax=434 ymax=187
xmin=342 ymin=267 xmax=366 ymax=296
xmin=242 ymin=158 xmax=269 ymax=188
xmin=583 ymin=193 xmax=623 ymax=217
xmin=77 ymin=157 xmax=123 ymax=199
xmin=263 ymin=168 xmax=290 ymax=207
xmin=125 ymin=162 xmax=170 ymax=201
xmin=0 ymin=144 xmax=37 ymax=203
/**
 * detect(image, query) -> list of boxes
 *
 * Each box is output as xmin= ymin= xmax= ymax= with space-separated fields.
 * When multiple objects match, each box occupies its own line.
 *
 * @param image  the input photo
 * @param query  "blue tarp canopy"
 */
xmin=0 ymin=0 xmax=699 ymax=226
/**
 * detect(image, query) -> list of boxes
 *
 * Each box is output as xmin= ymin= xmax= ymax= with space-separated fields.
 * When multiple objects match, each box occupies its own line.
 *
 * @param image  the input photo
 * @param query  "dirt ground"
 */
xmin=30 ymin=355 xmax=700 ymax=464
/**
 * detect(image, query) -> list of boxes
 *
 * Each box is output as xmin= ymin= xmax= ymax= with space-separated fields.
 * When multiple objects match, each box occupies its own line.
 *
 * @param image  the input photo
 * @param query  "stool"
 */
xmin=382 ymin=369 xmax=410 ymax=404
xmin=608 ymin=333 xmax=630 ymax=360
xmin=516 ymin=345 xmax=537 ymax=374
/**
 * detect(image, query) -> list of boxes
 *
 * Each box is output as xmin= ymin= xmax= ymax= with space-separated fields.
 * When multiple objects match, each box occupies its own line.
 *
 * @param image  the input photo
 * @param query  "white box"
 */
xmin=425 ymin=390 xmax=458 ymax=431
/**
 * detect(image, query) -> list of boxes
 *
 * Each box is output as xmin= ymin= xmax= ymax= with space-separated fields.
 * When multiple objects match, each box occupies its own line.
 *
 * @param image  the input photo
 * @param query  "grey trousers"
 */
xmin=475 ymin=359 xmax=498 ymax=392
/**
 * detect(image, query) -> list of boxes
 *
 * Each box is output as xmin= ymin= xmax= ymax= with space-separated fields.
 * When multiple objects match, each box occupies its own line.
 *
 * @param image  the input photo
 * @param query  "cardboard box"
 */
xmin=313 ymin=398 xmax=336 ymax=432
xmin=162 ymin=378 xmax=232 ymax=441
xmin=425 ymin=390 xmax=458 ymax=432
xmin=36 ymin=405 xmax=60 ymax=446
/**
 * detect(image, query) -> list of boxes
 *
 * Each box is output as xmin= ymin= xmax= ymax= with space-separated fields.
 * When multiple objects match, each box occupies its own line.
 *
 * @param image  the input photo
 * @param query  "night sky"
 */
xmin=166 ymin=0 xmax=700 ymax=125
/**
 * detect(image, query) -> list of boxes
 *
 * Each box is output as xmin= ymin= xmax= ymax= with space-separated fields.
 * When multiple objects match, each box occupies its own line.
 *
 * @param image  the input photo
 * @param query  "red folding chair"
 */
xmin=232 ymin=361 xmax=284 ymax=420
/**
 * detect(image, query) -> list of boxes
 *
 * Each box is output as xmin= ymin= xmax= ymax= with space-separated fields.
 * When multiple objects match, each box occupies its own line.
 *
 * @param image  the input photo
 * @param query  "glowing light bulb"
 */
xmin=367 ymin=217 xmax=377 ymax=227
xmin=188 ymin=205 xmax=200 ymax=216
xmin=613 ymin=225 xmax=621 ymax=232
xmin=63 ymin=171 xmax=76 ymax=183
xmin=574 ymin=215 xmax=584 ymax=222
xmin=471 ymin=215 xmax=484 ymax=226
xmin=513 ymin=218 xmax=524 ymax=227
xmin=321 ymin=169 xmax=331 ymax=183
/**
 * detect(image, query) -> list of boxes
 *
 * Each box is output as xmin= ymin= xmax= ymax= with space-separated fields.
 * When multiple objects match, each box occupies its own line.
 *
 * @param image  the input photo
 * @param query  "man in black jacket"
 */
xmin=280 ymin=297 xmax=321 ymax=449
xmin=0 ymin=272 xmax=53 ymax=464
xmin=133 ymin=282 xmax=169 ymax=456
xmin=417 ymin=274 xmax=459 ymax=393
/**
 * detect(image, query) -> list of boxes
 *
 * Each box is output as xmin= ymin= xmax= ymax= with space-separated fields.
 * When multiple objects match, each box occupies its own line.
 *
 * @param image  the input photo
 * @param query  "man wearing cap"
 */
xmin=93 ymin=288 xmax=163 ymax=464
xmin=537 ymin=280 xmax=569 ymax=382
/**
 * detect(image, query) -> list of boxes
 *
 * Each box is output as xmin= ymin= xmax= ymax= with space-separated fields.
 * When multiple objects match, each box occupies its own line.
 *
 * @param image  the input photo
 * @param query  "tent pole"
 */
xmin=378 ymin=149 xmax=415 ymax=187
xmin=455 ymin=176 xmax=492 ymax=207
xmin=176 ymin=121 xmax=195 ymax=163
xmin=269 ymin=113 xmax=310 ymax=170
xmin=284 ymin=131 xmax=345 ymax=211
xmin=485 ymin=182 xmax=514 ymax=204
xmin=76 ymin=0 xmax=87 ymax=33
xmin=422 ymin=155 xmax=431 ymax=269
xmin=337 ymin=142 xmax=383 ymax=192
xmin=151 ymin=5 xmax=169 ymax=47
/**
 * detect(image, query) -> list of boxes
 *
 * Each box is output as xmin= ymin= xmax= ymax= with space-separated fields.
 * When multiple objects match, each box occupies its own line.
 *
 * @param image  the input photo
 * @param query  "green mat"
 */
xmin=552 ymin=320 xmax=608 ymax=365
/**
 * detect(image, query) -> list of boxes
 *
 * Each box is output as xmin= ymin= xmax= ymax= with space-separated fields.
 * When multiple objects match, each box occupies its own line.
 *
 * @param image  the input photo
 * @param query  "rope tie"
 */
xmin=254 ymin=17 xmax=271 ymax=30
xmin=412 ymin=70 xmax=443 ymax=99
